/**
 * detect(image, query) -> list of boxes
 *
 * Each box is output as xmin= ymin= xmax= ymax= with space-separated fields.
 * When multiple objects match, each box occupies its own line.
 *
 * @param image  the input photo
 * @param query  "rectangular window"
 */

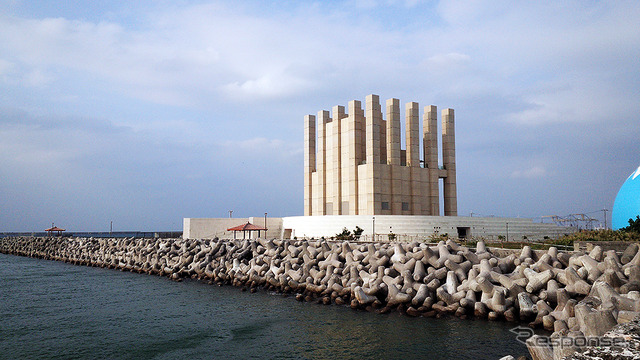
xmin=381 ymin=202 xmax=390 ymax=210
xmin=402 ymin=202 xmax=410 ymax=211
xmin=326 ymin=202 xmax=333 ymax=215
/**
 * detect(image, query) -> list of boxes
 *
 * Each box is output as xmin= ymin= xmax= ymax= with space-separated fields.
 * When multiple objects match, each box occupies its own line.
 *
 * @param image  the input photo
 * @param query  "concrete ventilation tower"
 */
xmin=183 ymin=95 xmax=579 ymax=241
xmin=304 ymin=94 xmax=457 ymax=216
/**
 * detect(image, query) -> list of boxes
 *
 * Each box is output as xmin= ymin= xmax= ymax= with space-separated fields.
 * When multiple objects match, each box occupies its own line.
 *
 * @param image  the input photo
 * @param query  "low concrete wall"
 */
xmin=184 ymin=215 xmax=575 ymax=241
xmin=183 ymin=217 xmax=283 ymax=240
xmin=282 ymin=215 xmax=575 ymax=241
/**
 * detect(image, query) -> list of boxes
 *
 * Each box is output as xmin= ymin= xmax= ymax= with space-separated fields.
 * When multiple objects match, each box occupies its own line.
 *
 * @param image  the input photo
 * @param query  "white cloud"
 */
xmin=221 ymin=137 xmax=300 ymax=158
xmin=0 ymin=1 xmax=638 ymax=228
xmin=24 ymin=68 xmax=55 ymax=87
xmin=0 ymin=58 xmax=13 ymax=75
xmin=352 ymin=0 xmax=424 ymax=8
xmin=0 ymin=2 xmax=412 ymax=107
xmin=424 ymin=52 xmax=471 ymax=76
xmin=222 ymin=72 xmax=312 ymax=100
xmin=510 ymin=166 xmax=547 ymax=179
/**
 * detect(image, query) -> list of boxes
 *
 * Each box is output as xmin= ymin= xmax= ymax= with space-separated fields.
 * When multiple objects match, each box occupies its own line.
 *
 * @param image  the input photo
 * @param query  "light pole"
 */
xmin=603 ymin=208 xmax=608 ymax=229
xmin=372 ymin=216 xmax=376 ymax=242
xmin=264 ymin=212 xmax=267 ymax=239
xmin=229 ymin=210 xmax=233 ymax=218
xmin=506 ymin=222 xmax=509 ymax=243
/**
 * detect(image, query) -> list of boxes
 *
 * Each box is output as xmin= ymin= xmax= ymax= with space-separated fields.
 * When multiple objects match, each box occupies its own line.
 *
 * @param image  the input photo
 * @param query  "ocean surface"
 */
xmin=0 ymin=253 xmax=532 ymax=359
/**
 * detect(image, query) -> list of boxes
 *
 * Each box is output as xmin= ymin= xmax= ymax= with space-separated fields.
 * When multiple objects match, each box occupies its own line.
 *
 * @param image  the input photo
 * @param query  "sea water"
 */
xmin=0 ymin=253 xmax=531 ymax=359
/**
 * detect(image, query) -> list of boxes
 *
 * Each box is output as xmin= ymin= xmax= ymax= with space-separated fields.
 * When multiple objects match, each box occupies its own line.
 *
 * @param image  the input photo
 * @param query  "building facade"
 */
xmin=304 ymin=94 xmax=457 ymax=216
xmin=182 ymin=95 xmax=577 ymax=241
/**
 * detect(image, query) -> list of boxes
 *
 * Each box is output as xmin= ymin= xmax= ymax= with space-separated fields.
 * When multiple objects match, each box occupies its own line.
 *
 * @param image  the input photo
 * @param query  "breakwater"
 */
xmin=1 ymin=236 xmax=639 ymax=360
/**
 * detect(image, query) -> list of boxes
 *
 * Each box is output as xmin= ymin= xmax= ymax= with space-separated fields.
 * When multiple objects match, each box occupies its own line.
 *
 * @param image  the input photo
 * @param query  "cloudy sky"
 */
xmin=0 ymin=0 xmax=638 ymax=232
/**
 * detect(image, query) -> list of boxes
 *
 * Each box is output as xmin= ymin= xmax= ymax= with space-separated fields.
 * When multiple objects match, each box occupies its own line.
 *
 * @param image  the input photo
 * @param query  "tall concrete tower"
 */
xmin=304 ymin=95 xmax=457 ymax=216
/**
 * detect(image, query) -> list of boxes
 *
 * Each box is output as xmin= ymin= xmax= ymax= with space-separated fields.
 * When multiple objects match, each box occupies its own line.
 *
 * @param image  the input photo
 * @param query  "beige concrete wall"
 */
xmin=183 ymin=217 xmax=283 ymax=240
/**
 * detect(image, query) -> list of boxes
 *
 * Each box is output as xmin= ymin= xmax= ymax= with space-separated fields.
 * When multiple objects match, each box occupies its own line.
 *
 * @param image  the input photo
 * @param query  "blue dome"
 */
xmin=613 ymin=165 xmax=640 ymax=230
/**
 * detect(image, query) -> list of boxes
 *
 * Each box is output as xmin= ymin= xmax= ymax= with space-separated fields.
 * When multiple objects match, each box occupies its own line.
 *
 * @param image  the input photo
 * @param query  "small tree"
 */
xmin=335 ymin=227 xmax=352 ymax=240
xmin=353 ymin=226 xmax=364 ymax=240
xmin=622 ymin=216 xmax=640 ymax=233
xmin=428 ymin=231 xmax=441 ymax=243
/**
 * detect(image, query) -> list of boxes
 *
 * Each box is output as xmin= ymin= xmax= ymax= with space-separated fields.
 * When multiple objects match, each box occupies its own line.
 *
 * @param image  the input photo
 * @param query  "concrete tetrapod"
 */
xmin=4 ymin=237 xmax=640 ymax=359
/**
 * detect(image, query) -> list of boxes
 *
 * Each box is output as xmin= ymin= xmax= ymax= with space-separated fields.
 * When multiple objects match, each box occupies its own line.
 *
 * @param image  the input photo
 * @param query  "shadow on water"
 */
xmin=128 ymin=331 xmax=214 ymax=360
xmin=0 ymin=254 xmax=532 ymax=360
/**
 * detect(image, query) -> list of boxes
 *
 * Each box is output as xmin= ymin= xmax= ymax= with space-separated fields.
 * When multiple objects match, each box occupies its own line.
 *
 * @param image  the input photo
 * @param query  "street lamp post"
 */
xmin=372 ymin=216 xmax=376 ymax=242
xmin=506 ymin=222 xmax=509 ymax=242
xmin=264 ymin=212 xmax=267 ymax=239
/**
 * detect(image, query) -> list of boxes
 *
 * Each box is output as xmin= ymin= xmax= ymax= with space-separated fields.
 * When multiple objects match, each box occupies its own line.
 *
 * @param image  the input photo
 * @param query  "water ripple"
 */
xmin=0 ymin=254 xmax=531 ymax=360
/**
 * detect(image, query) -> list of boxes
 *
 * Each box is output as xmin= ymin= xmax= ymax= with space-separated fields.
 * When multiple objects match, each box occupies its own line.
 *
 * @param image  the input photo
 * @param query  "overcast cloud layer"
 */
xmin=0 ymin=0 xmax=638 ymax=231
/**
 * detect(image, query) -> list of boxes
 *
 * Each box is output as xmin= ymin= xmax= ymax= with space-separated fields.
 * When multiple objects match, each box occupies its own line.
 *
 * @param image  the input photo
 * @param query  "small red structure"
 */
xmin=45 ymin=224 xmax=66 ymax=237
xmin=227 ymin=222 xmax=267 ymax=239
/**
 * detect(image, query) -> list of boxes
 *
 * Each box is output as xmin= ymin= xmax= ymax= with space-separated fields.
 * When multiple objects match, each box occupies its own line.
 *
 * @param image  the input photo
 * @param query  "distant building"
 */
xmin=304 ymin=94 xmax=457 ymax=216
xmin=183 ymin=94 xmax=576 ymax=241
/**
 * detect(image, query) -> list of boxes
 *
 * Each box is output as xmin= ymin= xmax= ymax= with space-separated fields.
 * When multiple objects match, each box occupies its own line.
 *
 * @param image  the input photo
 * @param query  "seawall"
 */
xmin=2 ymin=236 xmax=640 ymax=360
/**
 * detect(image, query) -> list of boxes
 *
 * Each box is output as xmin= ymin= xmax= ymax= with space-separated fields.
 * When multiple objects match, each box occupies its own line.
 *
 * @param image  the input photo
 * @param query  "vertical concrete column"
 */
xmin=386 ymin=99 xmax=401 ymax=166
xmin=366 ymin=95 xmax=381 ymax=165
xmin=331 ymin=105 xmax=345 ymax=215
xmin=355 ymin=103 xmax=365 ymax=166
xmin=342 ymin=100 xmax=362 ymax=215
xmin=304 ymin=114 xmax=316 ymax=216
xmin=387 ymin=99 xmax=401 ymax=214
xmin=406 ymin=102 xmax=420 ymax=215
xmin=366 ymin=94 xmax=382 ymax=214
xmin=380 ymin=118 xmax=387 ymax=166
xmin=405 ymin=102 xmax=420 ymax=167
xmin=355 ymin=102 xmax=365 ymax=214
xmin=442 ymin=108 xmax=457 ymax=216
xmin=316 ymin=110 xmax=329 ymax=215
xmin=424 ymin=105 xmax=439 ymax=216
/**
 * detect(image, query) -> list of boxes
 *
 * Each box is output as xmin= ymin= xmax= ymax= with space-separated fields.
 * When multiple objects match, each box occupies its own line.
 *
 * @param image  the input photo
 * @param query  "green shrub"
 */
xmin=427 ymin=232 xmax=441 ymax=243
xmin=353 ymin=226 xmax=364 ymax=240
xmin=335 ymin=226 xmax=365 ymax=240
xmin=622 ymin=216 xmax=640 ymax=233
xmin=335 ymin=227 xmax=352 ymax=240
xmin=549 ymin=229 xmax=640 ymax=246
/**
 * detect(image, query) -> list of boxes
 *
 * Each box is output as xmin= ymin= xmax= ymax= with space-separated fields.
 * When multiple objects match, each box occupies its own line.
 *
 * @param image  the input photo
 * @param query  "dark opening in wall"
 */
xmin=457 ymin=227 xmax=470 ymax=239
